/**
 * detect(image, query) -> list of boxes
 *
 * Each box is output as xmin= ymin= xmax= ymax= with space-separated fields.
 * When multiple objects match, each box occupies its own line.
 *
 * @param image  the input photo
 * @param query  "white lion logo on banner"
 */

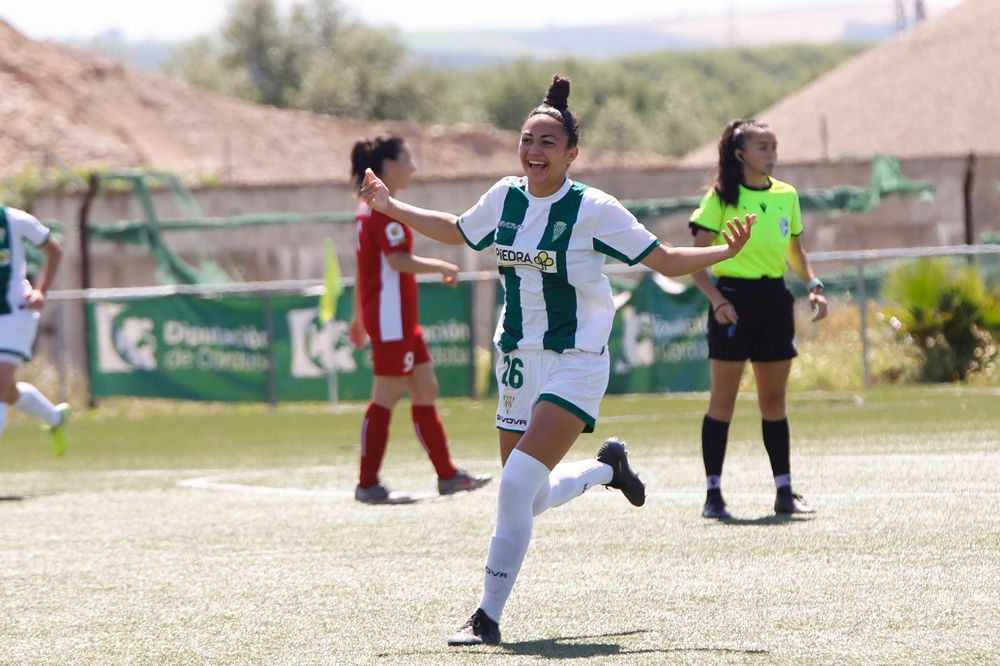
xmin=288 ymin=308 xmax=356 ymax=378
xmin=95 ymin=303 xmax=157 ymax=372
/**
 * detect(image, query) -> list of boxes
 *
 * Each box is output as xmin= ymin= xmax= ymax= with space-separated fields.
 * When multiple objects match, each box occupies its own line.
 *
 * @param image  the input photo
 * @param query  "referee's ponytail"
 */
xmin=714 ymin=119 xmax=769 ymax=206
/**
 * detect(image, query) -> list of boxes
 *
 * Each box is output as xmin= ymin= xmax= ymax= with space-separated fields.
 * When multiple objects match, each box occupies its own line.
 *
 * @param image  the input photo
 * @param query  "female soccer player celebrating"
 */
xmin=689 ymin=119 xmax=828 ymax=520
xmin=349 ymin=136 xmax=491 ymax=503
xmin=359 ymin=77 xmax=753 ymax=645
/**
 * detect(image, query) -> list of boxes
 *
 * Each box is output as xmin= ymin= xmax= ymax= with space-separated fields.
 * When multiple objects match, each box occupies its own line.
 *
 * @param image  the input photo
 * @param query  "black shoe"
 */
xmin=702 ymin=488 xmax=732 ymax=520
xmin=774 ymin=486 xmax=815 ymax=514
xmin=596 ymin=438 xmax=645 ymax=507
xmin=447 ymin=608 xmax=501 ymax=646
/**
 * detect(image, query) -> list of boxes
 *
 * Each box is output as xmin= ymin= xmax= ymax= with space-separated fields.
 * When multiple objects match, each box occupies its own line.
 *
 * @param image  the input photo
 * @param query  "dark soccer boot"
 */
xmin=353 ymin=483 xmax=415 ymax=505
xmin=702 ymin=488 xmax=732 ymax=520
xmin=438 ymin=469 xmax=492 ymax=496
xmin=774 ymin=486 xmax=815 ymax=514
xmin=447 ymin=608 xmax=501 ymax=646
xmin=596 ymin=438 xmax=646 ymax=507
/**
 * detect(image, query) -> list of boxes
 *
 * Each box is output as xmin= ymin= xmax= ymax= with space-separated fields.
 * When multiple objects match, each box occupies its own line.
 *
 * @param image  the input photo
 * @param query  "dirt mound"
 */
xmin=0 ymin=20 xmax=673 ymax=186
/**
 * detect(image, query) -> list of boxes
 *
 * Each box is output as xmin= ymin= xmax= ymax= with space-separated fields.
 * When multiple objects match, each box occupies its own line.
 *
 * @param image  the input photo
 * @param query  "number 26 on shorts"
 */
xmin=500 ymin=355 xmax=524 ymax=388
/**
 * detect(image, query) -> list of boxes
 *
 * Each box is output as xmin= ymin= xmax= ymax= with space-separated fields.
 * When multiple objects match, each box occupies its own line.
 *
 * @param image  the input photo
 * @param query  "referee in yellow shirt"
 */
xmin=690 ymin=119 xmax=828 ymax=520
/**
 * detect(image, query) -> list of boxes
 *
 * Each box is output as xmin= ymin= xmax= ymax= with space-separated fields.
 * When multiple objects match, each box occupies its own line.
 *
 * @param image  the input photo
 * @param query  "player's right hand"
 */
xmin=440 ymin=262 xmax=459 ymax=287
xmin=360 ymin=168 xmax=390 ymax=212
xmin=713 ymin=301 xmax=738 ymax=325
xmin=23 ymin=288 xmax=45 ymax=310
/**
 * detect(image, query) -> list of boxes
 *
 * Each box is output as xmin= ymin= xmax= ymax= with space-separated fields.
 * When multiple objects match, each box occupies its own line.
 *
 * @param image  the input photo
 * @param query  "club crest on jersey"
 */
xmin=503 ymin=390 xmax=515 ymax=413
xmin=385 ymin=221 xmax=406 ymax=246
xmin=551 ymin=220 xmax=568 ymax=242
xmin=495 ymin=247 xmax=557 ymax=273
xmin=779 ymin=217 xmax=790 ymax=237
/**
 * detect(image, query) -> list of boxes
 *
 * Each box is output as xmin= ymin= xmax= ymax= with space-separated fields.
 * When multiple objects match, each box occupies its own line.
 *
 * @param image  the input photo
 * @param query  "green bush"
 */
xmin=883 ymin=258 xmax=1000 ymax=382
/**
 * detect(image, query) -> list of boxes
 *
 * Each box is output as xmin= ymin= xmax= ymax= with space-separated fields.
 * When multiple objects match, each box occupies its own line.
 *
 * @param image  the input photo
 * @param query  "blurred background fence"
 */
xmin=30 ymin=243 xmax=1000 ymax=407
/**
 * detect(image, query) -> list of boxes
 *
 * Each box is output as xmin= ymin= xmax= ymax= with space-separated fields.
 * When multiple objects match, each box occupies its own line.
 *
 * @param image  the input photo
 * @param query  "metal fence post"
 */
xmin=857 ymin=258 xmax=871 ymax=388
xmin=56 ymin=301 xmax=69 ymax=404
xmin=263 ymin=293 xmax=277 ymax=409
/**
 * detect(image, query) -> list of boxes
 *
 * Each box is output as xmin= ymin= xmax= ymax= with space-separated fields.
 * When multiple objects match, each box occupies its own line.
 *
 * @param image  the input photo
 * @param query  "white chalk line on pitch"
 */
xmin=176 ymin=467 xmax=1000 ymax=501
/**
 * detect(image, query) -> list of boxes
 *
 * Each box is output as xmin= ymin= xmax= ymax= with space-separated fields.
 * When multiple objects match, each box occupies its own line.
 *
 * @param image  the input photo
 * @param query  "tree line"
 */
xmin=168 ymin=0 xmax=866 ymax=157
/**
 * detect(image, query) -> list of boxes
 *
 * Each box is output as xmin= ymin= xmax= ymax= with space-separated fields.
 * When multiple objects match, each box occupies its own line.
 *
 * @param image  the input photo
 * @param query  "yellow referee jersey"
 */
xmin=689 ymin=179 xmax=802 ymax=279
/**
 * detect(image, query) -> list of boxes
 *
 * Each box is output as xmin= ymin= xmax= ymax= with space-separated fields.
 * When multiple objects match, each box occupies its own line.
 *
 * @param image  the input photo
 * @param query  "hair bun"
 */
xmin=543 ymin=75 xmax=571 ymax=111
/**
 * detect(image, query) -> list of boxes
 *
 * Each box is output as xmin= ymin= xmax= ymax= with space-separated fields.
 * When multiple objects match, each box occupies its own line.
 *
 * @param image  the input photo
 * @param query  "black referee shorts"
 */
xmin=707 ymin=276 xmax=797 ymax=362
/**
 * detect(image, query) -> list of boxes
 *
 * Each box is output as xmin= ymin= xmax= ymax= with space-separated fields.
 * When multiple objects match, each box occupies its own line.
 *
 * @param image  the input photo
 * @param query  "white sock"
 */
xmin=478 ymin=449 xmax=549 ymax=623
xmin=0 ymin=403 xmax=7 ymax=438
xmin=774 ymin=474 xmax=791 ymax=489
xmin=707 ymin=475 xmax=722 ymax=491
xmin=532 ymin=459 xmax=612 ymax=516
xmin=13 ymin=383 xmax=60 ymax=426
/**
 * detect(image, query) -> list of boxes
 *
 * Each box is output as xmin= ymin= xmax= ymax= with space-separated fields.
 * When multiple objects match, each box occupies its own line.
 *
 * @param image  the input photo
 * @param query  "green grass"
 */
xmin=1 ymin=386 xmax=998 ymax=665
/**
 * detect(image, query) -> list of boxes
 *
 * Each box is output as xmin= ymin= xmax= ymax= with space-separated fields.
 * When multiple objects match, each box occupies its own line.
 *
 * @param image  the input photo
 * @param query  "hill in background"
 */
xmin=58 ymin=4 xmax=899 ymax=72
xmin=404 ymin=5 xmax=897 ymax=67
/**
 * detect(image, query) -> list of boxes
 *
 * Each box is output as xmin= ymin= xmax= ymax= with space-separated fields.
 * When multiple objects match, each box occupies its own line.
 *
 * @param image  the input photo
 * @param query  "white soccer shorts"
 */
xmin=494 ymin=348 xmax=610 ymax=433
xmin=0 ymin=308 xmax=40 ymax=365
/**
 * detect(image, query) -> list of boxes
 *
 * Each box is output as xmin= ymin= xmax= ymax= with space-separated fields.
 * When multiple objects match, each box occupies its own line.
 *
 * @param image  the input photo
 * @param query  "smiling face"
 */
xmin=519 ymin=114 xmax=578 ymax=197
xmin=736 ymin=127 xmax=778 ymax=183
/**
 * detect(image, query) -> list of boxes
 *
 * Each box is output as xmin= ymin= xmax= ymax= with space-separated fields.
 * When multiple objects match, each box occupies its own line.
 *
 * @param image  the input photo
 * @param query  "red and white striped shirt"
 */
xmin=354 ymin=202 xmax=419 ymax=342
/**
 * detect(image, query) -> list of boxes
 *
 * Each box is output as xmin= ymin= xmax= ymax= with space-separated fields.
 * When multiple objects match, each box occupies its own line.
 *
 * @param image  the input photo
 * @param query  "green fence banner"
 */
xmin=607 ymin=273 xmax=710 ymax=394
xmin=88 ymin=283 xmax=474 ymax=402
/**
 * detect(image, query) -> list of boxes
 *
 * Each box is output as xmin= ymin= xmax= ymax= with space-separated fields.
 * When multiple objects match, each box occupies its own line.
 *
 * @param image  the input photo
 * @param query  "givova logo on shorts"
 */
xmin=495 ymin=247 xmax=557 ymax=273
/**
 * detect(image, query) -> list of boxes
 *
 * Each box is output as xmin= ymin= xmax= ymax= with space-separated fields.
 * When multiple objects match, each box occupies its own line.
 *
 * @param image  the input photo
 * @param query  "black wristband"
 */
xmin=713 ymin=301 xmax=732 ymax=313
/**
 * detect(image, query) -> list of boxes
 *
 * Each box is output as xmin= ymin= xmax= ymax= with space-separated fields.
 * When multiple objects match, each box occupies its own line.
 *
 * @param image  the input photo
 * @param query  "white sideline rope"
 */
xmin=43 ymin=244 xmax=1000 ymax=302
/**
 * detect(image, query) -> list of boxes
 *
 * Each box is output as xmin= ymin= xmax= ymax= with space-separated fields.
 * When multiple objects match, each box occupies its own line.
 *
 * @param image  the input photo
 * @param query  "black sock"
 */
xmin=762 ymin=417 xmax=791 ymax=479
xmin=702 ymin=415 xmax=730 ymax=478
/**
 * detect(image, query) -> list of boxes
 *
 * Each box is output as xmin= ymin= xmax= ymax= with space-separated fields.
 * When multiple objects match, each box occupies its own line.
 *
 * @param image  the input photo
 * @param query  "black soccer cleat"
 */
xmin=774 ymin=486 xmax=815 ymax=514
xmin=596 ymin=437 xmax=646 ymax=507
xmin=702 ymin=488 xmax=732 ymax=520
xmin=447 ymin=608 xmax=501 ymax=646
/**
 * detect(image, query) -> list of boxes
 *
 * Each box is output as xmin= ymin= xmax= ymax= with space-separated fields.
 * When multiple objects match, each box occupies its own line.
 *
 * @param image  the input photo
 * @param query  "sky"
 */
xmin=0 ymin=0 xmax=966 ymax=41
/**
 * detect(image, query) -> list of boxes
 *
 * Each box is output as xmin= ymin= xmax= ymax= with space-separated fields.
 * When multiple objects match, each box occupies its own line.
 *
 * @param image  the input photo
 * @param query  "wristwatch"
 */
xmin=807 ymin=278 xmax=825 ymax=293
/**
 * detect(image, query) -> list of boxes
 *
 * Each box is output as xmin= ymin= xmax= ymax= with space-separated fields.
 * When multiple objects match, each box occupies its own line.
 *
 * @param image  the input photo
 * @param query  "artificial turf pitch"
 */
xmin=1 ymin=385 xmax=997 ymax=664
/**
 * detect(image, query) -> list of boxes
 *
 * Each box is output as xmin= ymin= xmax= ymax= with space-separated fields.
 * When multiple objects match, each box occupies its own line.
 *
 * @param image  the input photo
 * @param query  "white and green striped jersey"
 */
xmin=458 ymin=177 xmax=659 ymax=353
xmin=0 ymin=206 xmax=51 ymax=316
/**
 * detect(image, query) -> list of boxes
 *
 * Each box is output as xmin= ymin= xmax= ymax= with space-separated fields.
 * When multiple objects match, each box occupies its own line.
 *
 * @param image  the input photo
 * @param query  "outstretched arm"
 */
xmin=360 ymin=169 xmax=464 ymax=245
xmin=385 ymin=252 xmax=459 ymax=286
xmin=640 ymin=214 xmax=754 ymax=277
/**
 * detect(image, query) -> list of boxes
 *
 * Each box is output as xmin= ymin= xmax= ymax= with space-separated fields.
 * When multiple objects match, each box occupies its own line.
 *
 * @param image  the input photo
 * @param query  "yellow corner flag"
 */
xmin=319 ymin=238 xmax=342 ymax=323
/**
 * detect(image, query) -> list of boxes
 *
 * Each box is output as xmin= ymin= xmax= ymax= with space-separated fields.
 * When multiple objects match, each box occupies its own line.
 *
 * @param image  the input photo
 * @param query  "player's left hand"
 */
xmin=721 ymin=213 xmax=755 ymax=257
xmin=809 ymin=291 xmax=828 ymax=322
xmin=23 ymin=289 xmax=45 ymax=310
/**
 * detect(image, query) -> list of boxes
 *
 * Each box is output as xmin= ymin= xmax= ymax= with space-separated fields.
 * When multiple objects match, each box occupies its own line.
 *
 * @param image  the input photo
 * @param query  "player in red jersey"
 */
xmin=349 ymin=136 xmax=491 ymax=503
